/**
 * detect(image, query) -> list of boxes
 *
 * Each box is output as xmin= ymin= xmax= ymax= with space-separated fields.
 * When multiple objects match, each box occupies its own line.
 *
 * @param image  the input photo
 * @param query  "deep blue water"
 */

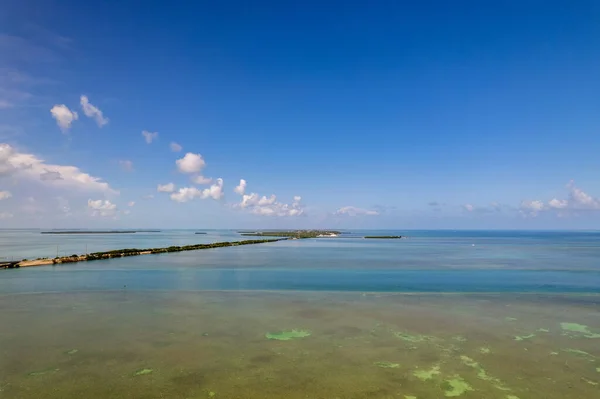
xmin=1 ymin=229 xmax=600 ymax=294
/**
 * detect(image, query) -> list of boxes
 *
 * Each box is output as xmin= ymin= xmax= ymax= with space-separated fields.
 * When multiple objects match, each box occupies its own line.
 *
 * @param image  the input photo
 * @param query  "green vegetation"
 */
xmin=514 ymin=333 xmax=535 ymax=341
xmin=443 ymin=376 xmax=473 ymax=397
xmin=133 ymin=368 xmax=153 ymax=376
xmin=65 ymin=349 xmax=78 ymax=355
xmin=561 ymin=322 xmax=600 ymax=338
xmin=413 ymin=365 xmax=440 ymax=381
xmin=364 ymin=235 xmax=402 ymax=239
xmin=28 ymin=368 xmax=59 ymax=377
xmin=374 ymin=361 xmax=400 ymax=368
xmin=241 ymin=230 xmax=341 ymax=238
xmin=265 ymin=329 xmax=311 ymax=340
xmin=479 ymin=347 xmax=491 ymax=354
xmin=394 ymin=331 xmax=435 ymax=343
xmin=75 ymin=239 xmax=283 ymax=262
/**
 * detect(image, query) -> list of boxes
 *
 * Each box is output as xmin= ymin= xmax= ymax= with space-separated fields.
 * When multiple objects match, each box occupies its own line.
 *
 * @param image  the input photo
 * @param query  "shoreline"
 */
xmin=10 ymin=238 xmax=287 ymax=269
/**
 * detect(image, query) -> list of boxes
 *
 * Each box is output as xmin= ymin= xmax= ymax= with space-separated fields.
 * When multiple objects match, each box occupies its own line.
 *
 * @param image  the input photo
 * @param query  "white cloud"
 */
xmin=123 ymin=209 xmax=131 ymax=215
xmin=50 ymin=104 xmax=78 ymax=131
xmin=142 ymin=194 xmax=154 ymax=199
xmin=233 ymin=180 xmax=304 ymax=216
xmin=170 ymin=142 xmax=182 ymax=152
xmin=87 ymin=199 xmax=117 ymax=217
xmin=80 ymin=95 xmax=108 ymax=127
xmin=335 ymin=206 xmax=379 ymax=216
xmin=234 ymin=179 xmax=247 ymax=195
xmin=142 ymin=130 xmax=158 ymax=144
xmin=170 ymin=178 xmax=224 ymax=203
xmin=176 ymin=152 xmax=205 ymax=174
xmin=0 ymin=190 xmax=11 ymax=200
xmin=157 ymin=182 xmax=175 ymax=193
xmin=127 ymin=201 xmax=135 ymax=207
xmin=519 ymin=200 xmax=545 ymax=217
xmin=0 ymin=143 xmax=116 ymax=194
xmin=567 ymin=180 xmax=600 ymax=210
xmin=40 ymin=169 xmax=63 ymax=181
xmin=170 ymin=187 xmax=201 ymax=203
xmin=463 ymin=204 xmax=475 ymax=212
xmin=548 ymin=198 xmax=568 ymax=209
xmin=0 ymin=212 xmax=13 ymax=219
xmin=192 ymin=175 xmax=212 ymax=185
xmin=119 ymin=160 xmax=133 ymax=172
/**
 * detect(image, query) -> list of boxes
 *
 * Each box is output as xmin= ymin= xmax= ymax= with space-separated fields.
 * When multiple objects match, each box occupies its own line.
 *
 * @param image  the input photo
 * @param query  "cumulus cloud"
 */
xmin=192 ymin=175 xmax=212 ymax=185
xmin=233 ymin=180 xmax=304 ymax=216
xmin=39 ymin=169 xmax=63 ymax=181
xmin=170 ymin=142 xmax=182 ymax=152
xmin=176 ymin=153 xmax=205 ymax=174
xmin=119 ymin=160 xmax=133 ymax=172
xmin=87 ymin=199 xmax=117 ymax=217
xmin=234 ymin=179 xmax=247 ymax=195
xmin=0 ymin=143 xmax=116 ymax=194
xmin=463 ymin=204 xmax=475 ymax=212
xmin=0 ymin=190 xmax=11 ymax=200
xmin=80 ymin=95 xmax=108 ymax=127
xmin=142 ymin=130 xmax=158 ymax=144
xmin=335 ymin=206 xmax=379 ymax=216
xmin=518 ymin=181 xmax=600 ymax=217
xmin=170 ymin=179 xmax=224 ymax=203
xmin=127 ymin=201 xmax=135 ymax=207
xmin=50 ymin=104 xmax=78 ymax=131
xmin=157 ymin=182 xmax=175 ymax=193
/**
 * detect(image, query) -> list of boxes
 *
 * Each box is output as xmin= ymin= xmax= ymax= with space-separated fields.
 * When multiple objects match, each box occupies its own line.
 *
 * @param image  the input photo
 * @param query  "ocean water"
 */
xmin=1 ymin=230 xmax=600 ymax=398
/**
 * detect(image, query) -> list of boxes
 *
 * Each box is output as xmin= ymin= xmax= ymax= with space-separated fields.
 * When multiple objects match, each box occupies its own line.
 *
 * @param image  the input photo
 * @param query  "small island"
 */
xmin=364 ymin=235 xmax=402 ymax=239
xmin=194 ymin=232 xmax=207 ymax=235
xmin=240 ymin=230 xmax=342 ymax=239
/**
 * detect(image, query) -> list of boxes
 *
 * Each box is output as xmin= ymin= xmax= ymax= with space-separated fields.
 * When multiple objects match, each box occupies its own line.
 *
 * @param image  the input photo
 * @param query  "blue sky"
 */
xmin=1 ymin=1 xmax=600 ymax=229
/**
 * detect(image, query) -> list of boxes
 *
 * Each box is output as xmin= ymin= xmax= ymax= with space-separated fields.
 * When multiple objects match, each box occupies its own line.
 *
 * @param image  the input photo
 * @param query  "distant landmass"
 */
xmin=41 ymin=230 xmax=161 ymax=234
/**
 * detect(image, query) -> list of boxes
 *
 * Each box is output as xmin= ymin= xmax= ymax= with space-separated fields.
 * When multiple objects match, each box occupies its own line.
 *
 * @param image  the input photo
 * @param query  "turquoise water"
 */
xmin=2 ymin=230 xmax=600 ymax=398
xmin=1 ymin=230 xmax=600 ymax=294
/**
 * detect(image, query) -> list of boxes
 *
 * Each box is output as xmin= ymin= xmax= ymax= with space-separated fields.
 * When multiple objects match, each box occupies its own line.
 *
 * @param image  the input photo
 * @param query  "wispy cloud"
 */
xmin=142 ymin=130 xmax=158 ymax=144
xmin=157 ymin=183 xmax=175 ymax=193
xmin=0 ymin=190 xmax=12 ymax=200
xmin=119 ymin=160 xmax=134 ymax=172
xmin=170 ymin=142 xmax=182 ymax=152
xmin=335 ymin=206 xmax=379 ymax=216
xmin=80 ymin=95 xmax=109 ymax=127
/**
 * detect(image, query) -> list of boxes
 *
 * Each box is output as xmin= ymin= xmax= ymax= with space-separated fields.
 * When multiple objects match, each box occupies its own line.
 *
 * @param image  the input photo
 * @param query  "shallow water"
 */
xmin=1 ymin=292 xmax=599 ymax=398
xmin=1 ymin=230 xmax=600 ymax=398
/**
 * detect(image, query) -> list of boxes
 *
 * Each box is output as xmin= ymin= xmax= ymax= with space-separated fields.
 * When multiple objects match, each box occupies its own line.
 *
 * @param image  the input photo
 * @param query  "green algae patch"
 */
xmin=563 ymin=348 xmax=594 ymax=358
xmin=413 ymin=365 xmax=440 ymax=381
xmin=582 ymin=377 xmax=598 ymax=386
xmin=596 ymin=367 xmax=600 ymax=373
xmin=443 ymin=376 xmax=473 ymax=397
xmin=404 ymin=396 xmax=417 ymax=399
xmin=460 ymin=355 xmax=510 ymax=391
xmin=479 ymin=347 xmax=491 ymax=354
xmin=65 ymin=349 xmax=78 ymax=355
xmin=550 ymin=351 xmax=559 ymax=355
xmin=452 ymin=335 xmax=467 ymax=342
xmin=561 ymin=322 xmax=600 ymax=338
xmin=265 ymin=329 xmax=311 ymax=341
xmin=506 ymin=396 xmax=521 ymax=399
xmin=514 ymin=333 xmax=535 ymax=341
xmin=394 ymin=331 xmax=435 ymax=343
xmin=28 ymin=368 xmax=59 ymax=377
xmin=537 ymin=328 xmax=549 ymax=333
xmin=375 ymin=361 xmax=400 ymax=369
xmin=505 ymin=317 xmax=517 ymax=321
xmin=133 ymin=368 xmax=153 ymax=376
xmin=208 ymin=391 xmax=216 ymax=398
